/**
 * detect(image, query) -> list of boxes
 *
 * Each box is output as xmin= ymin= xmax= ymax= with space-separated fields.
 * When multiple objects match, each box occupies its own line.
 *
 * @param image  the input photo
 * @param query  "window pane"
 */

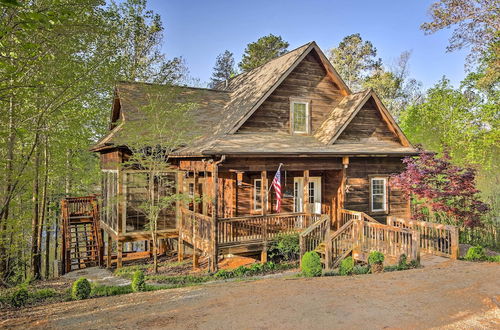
xmin=293 ymin=103 xmax=307 ymax=132
xmin=254 ymin=180 xmax=262 ymax=210
xmin=373 ymin=195 xmax=384 ymax=210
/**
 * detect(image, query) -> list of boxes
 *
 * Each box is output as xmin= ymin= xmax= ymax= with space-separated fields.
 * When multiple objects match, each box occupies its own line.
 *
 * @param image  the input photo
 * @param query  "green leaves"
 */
xmin=238 ymin=34 xmax=289 ymax=72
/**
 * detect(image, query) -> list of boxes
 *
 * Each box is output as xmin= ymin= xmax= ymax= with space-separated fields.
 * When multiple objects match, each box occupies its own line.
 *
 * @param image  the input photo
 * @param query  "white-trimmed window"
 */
xmin=291 ymin=101 xmax=309 ymax=134
xmin=253 ymin=179 xmax=262 ymax=211
xmin=370 ymin=177 xmax=387 ymax=212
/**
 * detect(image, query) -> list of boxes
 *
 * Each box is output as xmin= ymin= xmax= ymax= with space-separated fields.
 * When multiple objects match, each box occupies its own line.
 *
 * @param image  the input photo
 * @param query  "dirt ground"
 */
xmin=1 ymin=259 xmax=499 ymax=329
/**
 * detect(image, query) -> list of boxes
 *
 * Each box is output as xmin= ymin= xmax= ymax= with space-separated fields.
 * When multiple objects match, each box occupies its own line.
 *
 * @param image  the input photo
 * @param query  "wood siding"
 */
xmin=344 ymin=157 xmax=410 ymax=223
xmin=336 ymin=98 xmax=400 ymax=144
xmin=238 ymin=51 xmax=343 ymax=133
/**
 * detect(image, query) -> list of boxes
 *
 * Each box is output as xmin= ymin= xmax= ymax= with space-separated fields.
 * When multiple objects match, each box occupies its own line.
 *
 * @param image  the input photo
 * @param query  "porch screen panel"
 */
xmin=101 ymin=171 xmax=118 ymax=231
xmin=124 ymin=171 xmax=177 ymax=232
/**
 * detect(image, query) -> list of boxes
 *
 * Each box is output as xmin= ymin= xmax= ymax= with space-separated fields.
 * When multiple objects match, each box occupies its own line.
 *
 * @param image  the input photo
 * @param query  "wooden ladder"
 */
xmin=61 ymin=196 xmax=103 ymax=274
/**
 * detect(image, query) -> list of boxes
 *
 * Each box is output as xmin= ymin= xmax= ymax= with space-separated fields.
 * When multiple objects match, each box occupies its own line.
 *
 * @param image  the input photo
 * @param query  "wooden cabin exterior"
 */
xmin=91 ymin=42 xmax=424 ymax=270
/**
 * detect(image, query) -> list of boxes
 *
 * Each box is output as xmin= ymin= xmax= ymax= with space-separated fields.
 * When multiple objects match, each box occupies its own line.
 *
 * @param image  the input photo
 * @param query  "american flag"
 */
xmin=272 ymin=167 xmax=282 ymax=212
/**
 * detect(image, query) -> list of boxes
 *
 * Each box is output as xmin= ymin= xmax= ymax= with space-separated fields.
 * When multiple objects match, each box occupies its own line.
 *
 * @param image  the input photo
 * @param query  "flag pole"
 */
xmin=268 ymin=163 xmax=283 ymax=193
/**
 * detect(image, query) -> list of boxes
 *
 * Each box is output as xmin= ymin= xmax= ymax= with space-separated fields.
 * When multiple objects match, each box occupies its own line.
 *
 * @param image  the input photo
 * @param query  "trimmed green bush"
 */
xmin=398 ymin=254 xmax=408 ymax=269
xmin=10 ymin=286 xmax=29 ymax=307
xmin=368 ymin=251 xmax=385 ymax=265
xmin=465 ymin=246 xmax=487 ymax=261
xmin=301 ymin=251 xmax=322 ymax=277
xmin=71 ymin=278 xmax=91 ymax=300
xmin=488 ymin=255 xmax=500 ymax=262
xmin=339 ymin=256 xmax=354 ymax=276
xmin=352 ymin=264 xmax=370 ymax=275
xmin=268 ymin=233 xmax=300 ymax=261
xmin=131 ymin=270 xmax=146 ymax=292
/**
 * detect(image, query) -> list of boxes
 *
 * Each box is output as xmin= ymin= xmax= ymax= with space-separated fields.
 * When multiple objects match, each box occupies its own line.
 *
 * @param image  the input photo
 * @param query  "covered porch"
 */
xmin=177 ymin=156 xmax=350 ymax=271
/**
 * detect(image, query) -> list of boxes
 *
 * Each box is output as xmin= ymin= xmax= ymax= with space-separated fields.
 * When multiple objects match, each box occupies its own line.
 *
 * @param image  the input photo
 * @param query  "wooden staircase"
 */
xmin=300 ymin=210 xmax=426 ymax=270
xmin=61 ymin=196 xmax=103 ymax=274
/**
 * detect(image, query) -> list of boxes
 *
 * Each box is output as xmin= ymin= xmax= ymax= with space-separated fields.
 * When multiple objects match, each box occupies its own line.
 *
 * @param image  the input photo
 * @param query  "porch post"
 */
xmin=117 ymin=241 xmax=123 ymax=269
xmin=303 ymin=170 xmax=310 ymax=214
xmin=210 ymin=164 xmax=219 ymax=272
xmin=106 ymin=233 xmax=112 ymax=269
xmin=337 ymin=157 xmax=349 ymax=230
xmin=177 ymin=171 xmax=184 ymax=262
xmin=193 ymin=171 xmax=199 ymax=269
xmin=260 ymin=171 xmax=268 ymax=263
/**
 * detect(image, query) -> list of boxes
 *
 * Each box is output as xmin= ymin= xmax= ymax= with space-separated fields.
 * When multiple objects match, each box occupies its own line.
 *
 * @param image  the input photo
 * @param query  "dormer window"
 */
xmin=290 ymin=100 xmax=310 ymax=134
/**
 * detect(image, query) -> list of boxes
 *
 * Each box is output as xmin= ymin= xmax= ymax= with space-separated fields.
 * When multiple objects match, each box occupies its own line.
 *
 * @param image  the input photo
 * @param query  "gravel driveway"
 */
xmin=1 ymin=259 xmax=499 ymax=329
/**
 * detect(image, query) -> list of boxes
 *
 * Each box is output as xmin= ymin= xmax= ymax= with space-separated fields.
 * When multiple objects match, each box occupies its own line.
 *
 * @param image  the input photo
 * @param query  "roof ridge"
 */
xmin=229 ymin=41 xmax=314 ymax=82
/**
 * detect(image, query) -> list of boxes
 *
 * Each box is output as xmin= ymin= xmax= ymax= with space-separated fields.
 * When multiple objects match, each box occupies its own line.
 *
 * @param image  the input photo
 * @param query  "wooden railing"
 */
xmin=218 ymin=213 xmax=321 ymax=246
xmin=387 ymin=216 xmax=459 ymax=259
xmin=325 ymin=219 xmax=356 ymax=269
xmin=355 ymin=220 xmax=420 ymax=263
xmin=65 ymin=196 xmax=96 ymax=218
xmin=339 ymin=209 xmax=379 ymax=228
xmin=180 ymin=208 xmax=213 ymax=254
xmin=322 ymin=219 xmax=420 ymax=270
xmin=299 ymin=214 xmax=331 ymax=256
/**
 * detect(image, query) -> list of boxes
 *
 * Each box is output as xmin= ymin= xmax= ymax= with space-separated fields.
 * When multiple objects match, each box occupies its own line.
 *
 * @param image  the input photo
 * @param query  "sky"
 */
xmin=147 ymin=0 xmax=469 ymax=89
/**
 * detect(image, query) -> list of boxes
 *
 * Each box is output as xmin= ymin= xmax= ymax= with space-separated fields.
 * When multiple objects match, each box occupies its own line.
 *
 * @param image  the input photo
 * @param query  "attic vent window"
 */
xmin=291 ymin=100 xmax=309 ymax=134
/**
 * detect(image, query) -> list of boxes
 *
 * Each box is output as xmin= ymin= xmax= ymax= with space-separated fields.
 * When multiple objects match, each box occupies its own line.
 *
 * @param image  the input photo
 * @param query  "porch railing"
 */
xmin=339 ymin=209 xmax=379 ymax=228
xmin=218 ymin=213 xmax=321 ymax=246
xmin=180 ymin=208 xmax=213 ymax=254
xmin=387 ymin=216 xmax=459 ymax=259
xmin=299 ymin=214 xmax=331 ymax=256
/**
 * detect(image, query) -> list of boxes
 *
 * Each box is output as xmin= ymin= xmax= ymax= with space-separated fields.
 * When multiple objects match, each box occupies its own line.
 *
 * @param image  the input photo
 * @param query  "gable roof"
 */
xmin=92 ymin=41 xmax=415 ymax=156
xmin=216 ymin=42 xmax=350 ymax=135
xmin=314 ymin=89 xmax=412 ymax=147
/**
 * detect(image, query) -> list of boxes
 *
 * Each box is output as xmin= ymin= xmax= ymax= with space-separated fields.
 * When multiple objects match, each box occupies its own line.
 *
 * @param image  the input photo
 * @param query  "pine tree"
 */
xmin=238 ymin=34 xmax=289 ymax=72
xmin=209 ymin=50 xmax=236 ymax=88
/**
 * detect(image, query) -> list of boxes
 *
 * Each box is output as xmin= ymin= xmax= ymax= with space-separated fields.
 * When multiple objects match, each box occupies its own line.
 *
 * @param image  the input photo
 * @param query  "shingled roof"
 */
xmin=92 ymin=41 xmax=415 ymax=156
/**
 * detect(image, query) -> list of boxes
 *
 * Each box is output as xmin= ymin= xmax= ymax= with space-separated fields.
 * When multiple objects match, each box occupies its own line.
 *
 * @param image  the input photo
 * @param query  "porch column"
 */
xmin=338 ymin=157 xmax=349 ymax=230
xmin=260 ymin=171 xmax=268 ymax=263
xmin=177 ymin=171 xmax=184 ymax=262
xmin=210 ymin=164 xmax=219 ymax=272
xmin=303 ymin=170 xmax=310 ymax=214
xmin=106 ymin=234 xmax=112 ymax=269
xmin=260 ymin=171 xmax=268 ymax=215
xmin=193 ymin=171 xmax=199 ymax=269
xmin=117 ymin=241 xmax=123 ymax=268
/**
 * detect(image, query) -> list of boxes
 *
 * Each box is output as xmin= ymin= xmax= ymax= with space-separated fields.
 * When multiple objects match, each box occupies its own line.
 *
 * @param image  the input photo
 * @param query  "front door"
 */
xmin=294 ymin=177 xmax=322 ymax=214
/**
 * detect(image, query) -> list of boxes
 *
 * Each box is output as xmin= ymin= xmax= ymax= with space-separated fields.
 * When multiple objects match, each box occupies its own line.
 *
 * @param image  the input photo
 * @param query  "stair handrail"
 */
xmin=324 ymin=219 xmax=356 ymax=269
xmin=299 ymin=214 xmax=330 ymax=257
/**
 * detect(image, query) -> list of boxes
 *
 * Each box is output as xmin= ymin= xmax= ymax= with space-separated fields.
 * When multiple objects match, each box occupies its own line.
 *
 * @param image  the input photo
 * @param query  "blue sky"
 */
xmin=148 ymin=0 xmax=468 ymax=89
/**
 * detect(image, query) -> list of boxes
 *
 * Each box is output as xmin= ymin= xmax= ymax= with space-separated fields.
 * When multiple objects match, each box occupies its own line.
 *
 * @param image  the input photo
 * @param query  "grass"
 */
xmin=0 ymin=287 xmax=65 ymax=309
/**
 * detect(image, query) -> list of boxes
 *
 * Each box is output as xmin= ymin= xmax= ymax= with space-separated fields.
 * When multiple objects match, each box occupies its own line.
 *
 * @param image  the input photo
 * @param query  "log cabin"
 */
xmin=90 ymin=42 xmax=457 ymax=272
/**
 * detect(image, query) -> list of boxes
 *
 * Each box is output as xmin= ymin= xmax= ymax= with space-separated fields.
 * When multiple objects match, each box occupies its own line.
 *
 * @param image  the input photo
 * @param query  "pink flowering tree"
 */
xmin=391 ymin=147 xmax=489 ymax=228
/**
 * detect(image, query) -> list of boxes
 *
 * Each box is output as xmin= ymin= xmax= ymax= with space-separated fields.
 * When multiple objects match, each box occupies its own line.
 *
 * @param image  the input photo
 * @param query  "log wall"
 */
xmin=238 ymin=51 xmax=343 ymax=133
xmin=345 ymin=157 xmax=410 ymax=222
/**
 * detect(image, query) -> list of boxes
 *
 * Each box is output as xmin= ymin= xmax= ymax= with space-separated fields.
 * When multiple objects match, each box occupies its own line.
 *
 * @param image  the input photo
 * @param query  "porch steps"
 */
xmin=61 ymin=196 xmax=103 ymax=274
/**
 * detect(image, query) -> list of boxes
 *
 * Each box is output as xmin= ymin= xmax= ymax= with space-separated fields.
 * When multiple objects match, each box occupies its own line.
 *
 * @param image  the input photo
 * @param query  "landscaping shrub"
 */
xmin=71 ymin=278 xmax=91 ymax=300
xmin=465 ymin=245 xmax=487 ymax=261
xmin=301 ymin=251 xmax=322 ymax=277
xmin=10 ymin=286 xmax=29 ymax=307
xmin=268 ymin=233 xmax=300 ymax=261
xmin=398 ymin=254 xmax=408 ymax=269
xmin=339 ymin=256 xmax=354 ymax=276
xmin=131 ymin=270 xmax=146 ymax=292
xmin=214 ymin=269 xmax=233 ymax=279
xmin=488 ymin=255 xmax=500 ymax=262
xmin=368 ymin=251 xmax=385 ymax=273
xmin=352 ymin=264 xmax=370 ymax=275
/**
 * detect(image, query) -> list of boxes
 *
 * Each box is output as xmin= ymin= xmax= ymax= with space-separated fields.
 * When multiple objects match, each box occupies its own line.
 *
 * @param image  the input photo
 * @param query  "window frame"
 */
xmin=253 ymin=178 xmax=262 ymax=211
xmin=290 ymin=99 xmax=310 ymax=134
xmin=370 ymin=177 xmax=388 ymax=213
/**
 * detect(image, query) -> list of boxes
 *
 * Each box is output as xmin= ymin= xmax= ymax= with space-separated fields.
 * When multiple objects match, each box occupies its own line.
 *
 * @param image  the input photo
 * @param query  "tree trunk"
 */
xmin=0 ymin=91 xmax=15 ymax=279
xmin=41 ymin=134 xmax=50 ymax=279
xmin=31 ymin=143 xmax=41 ymax=279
